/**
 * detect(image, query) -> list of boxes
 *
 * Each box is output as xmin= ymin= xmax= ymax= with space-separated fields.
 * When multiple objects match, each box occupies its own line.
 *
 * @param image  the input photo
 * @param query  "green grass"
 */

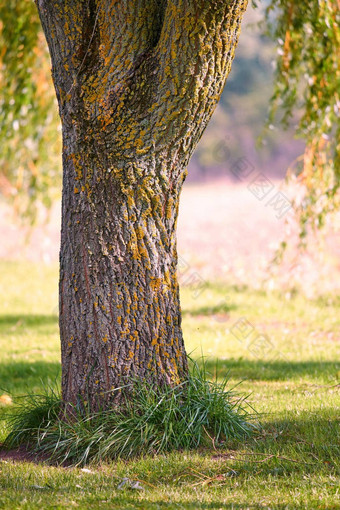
xmin=4 ymin=362 xmax=254 ymax=466
xmin=0 ymin=260 xmax=339 ymax=509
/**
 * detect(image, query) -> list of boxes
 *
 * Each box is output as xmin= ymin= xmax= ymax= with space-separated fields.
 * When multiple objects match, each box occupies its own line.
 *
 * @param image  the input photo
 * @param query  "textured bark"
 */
xmin=36 ymin=0 xmax=248 ymax=409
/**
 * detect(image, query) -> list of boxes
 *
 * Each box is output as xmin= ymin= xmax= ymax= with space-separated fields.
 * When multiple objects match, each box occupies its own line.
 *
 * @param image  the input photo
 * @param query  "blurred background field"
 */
xmin=1 ymin=179 xmax=340 ymax=296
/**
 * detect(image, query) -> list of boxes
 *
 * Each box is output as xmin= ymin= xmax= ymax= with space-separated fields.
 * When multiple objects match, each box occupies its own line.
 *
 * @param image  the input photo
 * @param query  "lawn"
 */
xmin=0 ymin=260 xmax=339 ymax=509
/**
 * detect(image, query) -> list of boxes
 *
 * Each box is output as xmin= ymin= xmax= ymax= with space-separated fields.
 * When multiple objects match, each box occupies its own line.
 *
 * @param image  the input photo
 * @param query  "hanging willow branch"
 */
xmin=262 ymin=0 xmax=340 ymax=241
xmin=0 ymin=0 xmax=61 ymax=222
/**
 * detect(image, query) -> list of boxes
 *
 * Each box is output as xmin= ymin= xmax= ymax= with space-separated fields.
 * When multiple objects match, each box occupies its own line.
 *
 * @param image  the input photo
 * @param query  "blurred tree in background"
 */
xmin=0 ymin=0 xmax=339 ymax=235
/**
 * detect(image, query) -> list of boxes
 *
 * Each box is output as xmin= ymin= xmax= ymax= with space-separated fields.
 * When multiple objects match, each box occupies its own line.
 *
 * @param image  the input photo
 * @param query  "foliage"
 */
xmin=262 ymin=0 xmax=340 ymax=240
xmin=0 ymin=0 xmax=61 ymax=222
xmin=0 ymin=1 xmax=339 ymax=234
xmin=4 ymin=360 xmax=254 ymax=466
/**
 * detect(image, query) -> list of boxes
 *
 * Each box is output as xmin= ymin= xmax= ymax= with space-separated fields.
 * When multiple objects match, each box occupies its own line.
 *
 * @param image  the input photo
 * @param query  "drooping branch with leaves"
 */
xmin=263 ymin=0 xmax=340 ymax=238
xmin=0 ymin=0 xmax=61 ymax=221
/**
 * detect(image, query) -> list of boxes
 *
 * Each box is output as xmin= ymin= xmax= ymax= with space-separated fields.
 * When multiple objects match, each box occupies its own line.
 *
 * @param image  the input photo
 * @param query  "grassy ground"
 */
xmin=0 ymin=260 xmax=339 ymax=509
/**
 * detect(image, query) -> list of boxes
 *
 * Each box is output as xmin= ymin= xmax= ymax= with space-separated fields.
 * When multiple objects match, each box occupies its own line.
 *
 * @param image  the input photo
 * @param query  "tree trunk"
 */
xmin=59 ymin=135 xmax=189 ymax=408
xmin=36 ymin=0 xmax=248 ymax=409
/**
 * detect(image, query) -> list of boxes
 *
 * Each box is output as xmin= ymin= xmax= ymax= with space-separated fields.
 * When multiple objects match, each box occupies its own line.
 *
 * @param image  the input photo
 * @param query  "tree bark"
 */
xmin=36 ymin=0 xmax=248 ymax=409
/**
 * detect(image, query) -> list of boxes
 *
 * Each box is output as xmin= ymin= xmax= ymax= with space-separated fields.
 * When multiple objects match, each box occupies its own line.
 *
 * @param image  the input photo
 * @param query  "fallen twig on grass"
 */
xmin=212 ymin=450 xmax=316 ymax=466
xmin=203 ymin=425 xmax=218 ymax=452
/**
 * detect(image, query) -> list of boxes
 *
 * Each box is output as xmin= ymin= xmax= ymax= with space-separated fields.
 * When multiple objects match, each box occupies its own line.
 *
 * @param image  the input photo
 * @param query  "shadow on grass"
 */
xmin=199 ymin=357 xmax=339 ymax=381
xmin=1 ymin=356 xmax=338 ymax=393
xmin=0 ymin=495 xmax=297 ymax=510
xmin=0 ymin=314 xmax=58 ymax=329
xmin=228 ymin=411 xmax=340 ymax=473
xmin=0 ymin=360 xmax=60 ymax=394
xmin=91 ymin=502 xmax=295 ymax=510
xmin=181 ymin=302 xmax=237 ymax=317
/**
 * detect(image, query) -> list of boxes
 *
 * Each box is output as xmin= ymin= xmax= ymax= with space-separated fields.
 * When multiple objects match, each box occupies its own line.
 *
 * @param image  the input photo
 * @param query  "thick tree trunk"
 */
xmin=59 ymin=133 xmax=188 ymax=408
xmin=36 ymin=0 xmax=248 ymax=409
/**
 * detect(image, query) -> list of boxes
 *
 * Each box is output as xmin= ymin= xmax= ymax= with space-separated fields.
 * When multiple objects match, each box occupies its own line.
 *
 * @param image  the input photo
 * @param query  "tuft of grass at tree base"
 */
xmin=4 ymin=360 xmax=255 ymax=466
xmin=0 ymin=260 xmax=339 ymax=509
